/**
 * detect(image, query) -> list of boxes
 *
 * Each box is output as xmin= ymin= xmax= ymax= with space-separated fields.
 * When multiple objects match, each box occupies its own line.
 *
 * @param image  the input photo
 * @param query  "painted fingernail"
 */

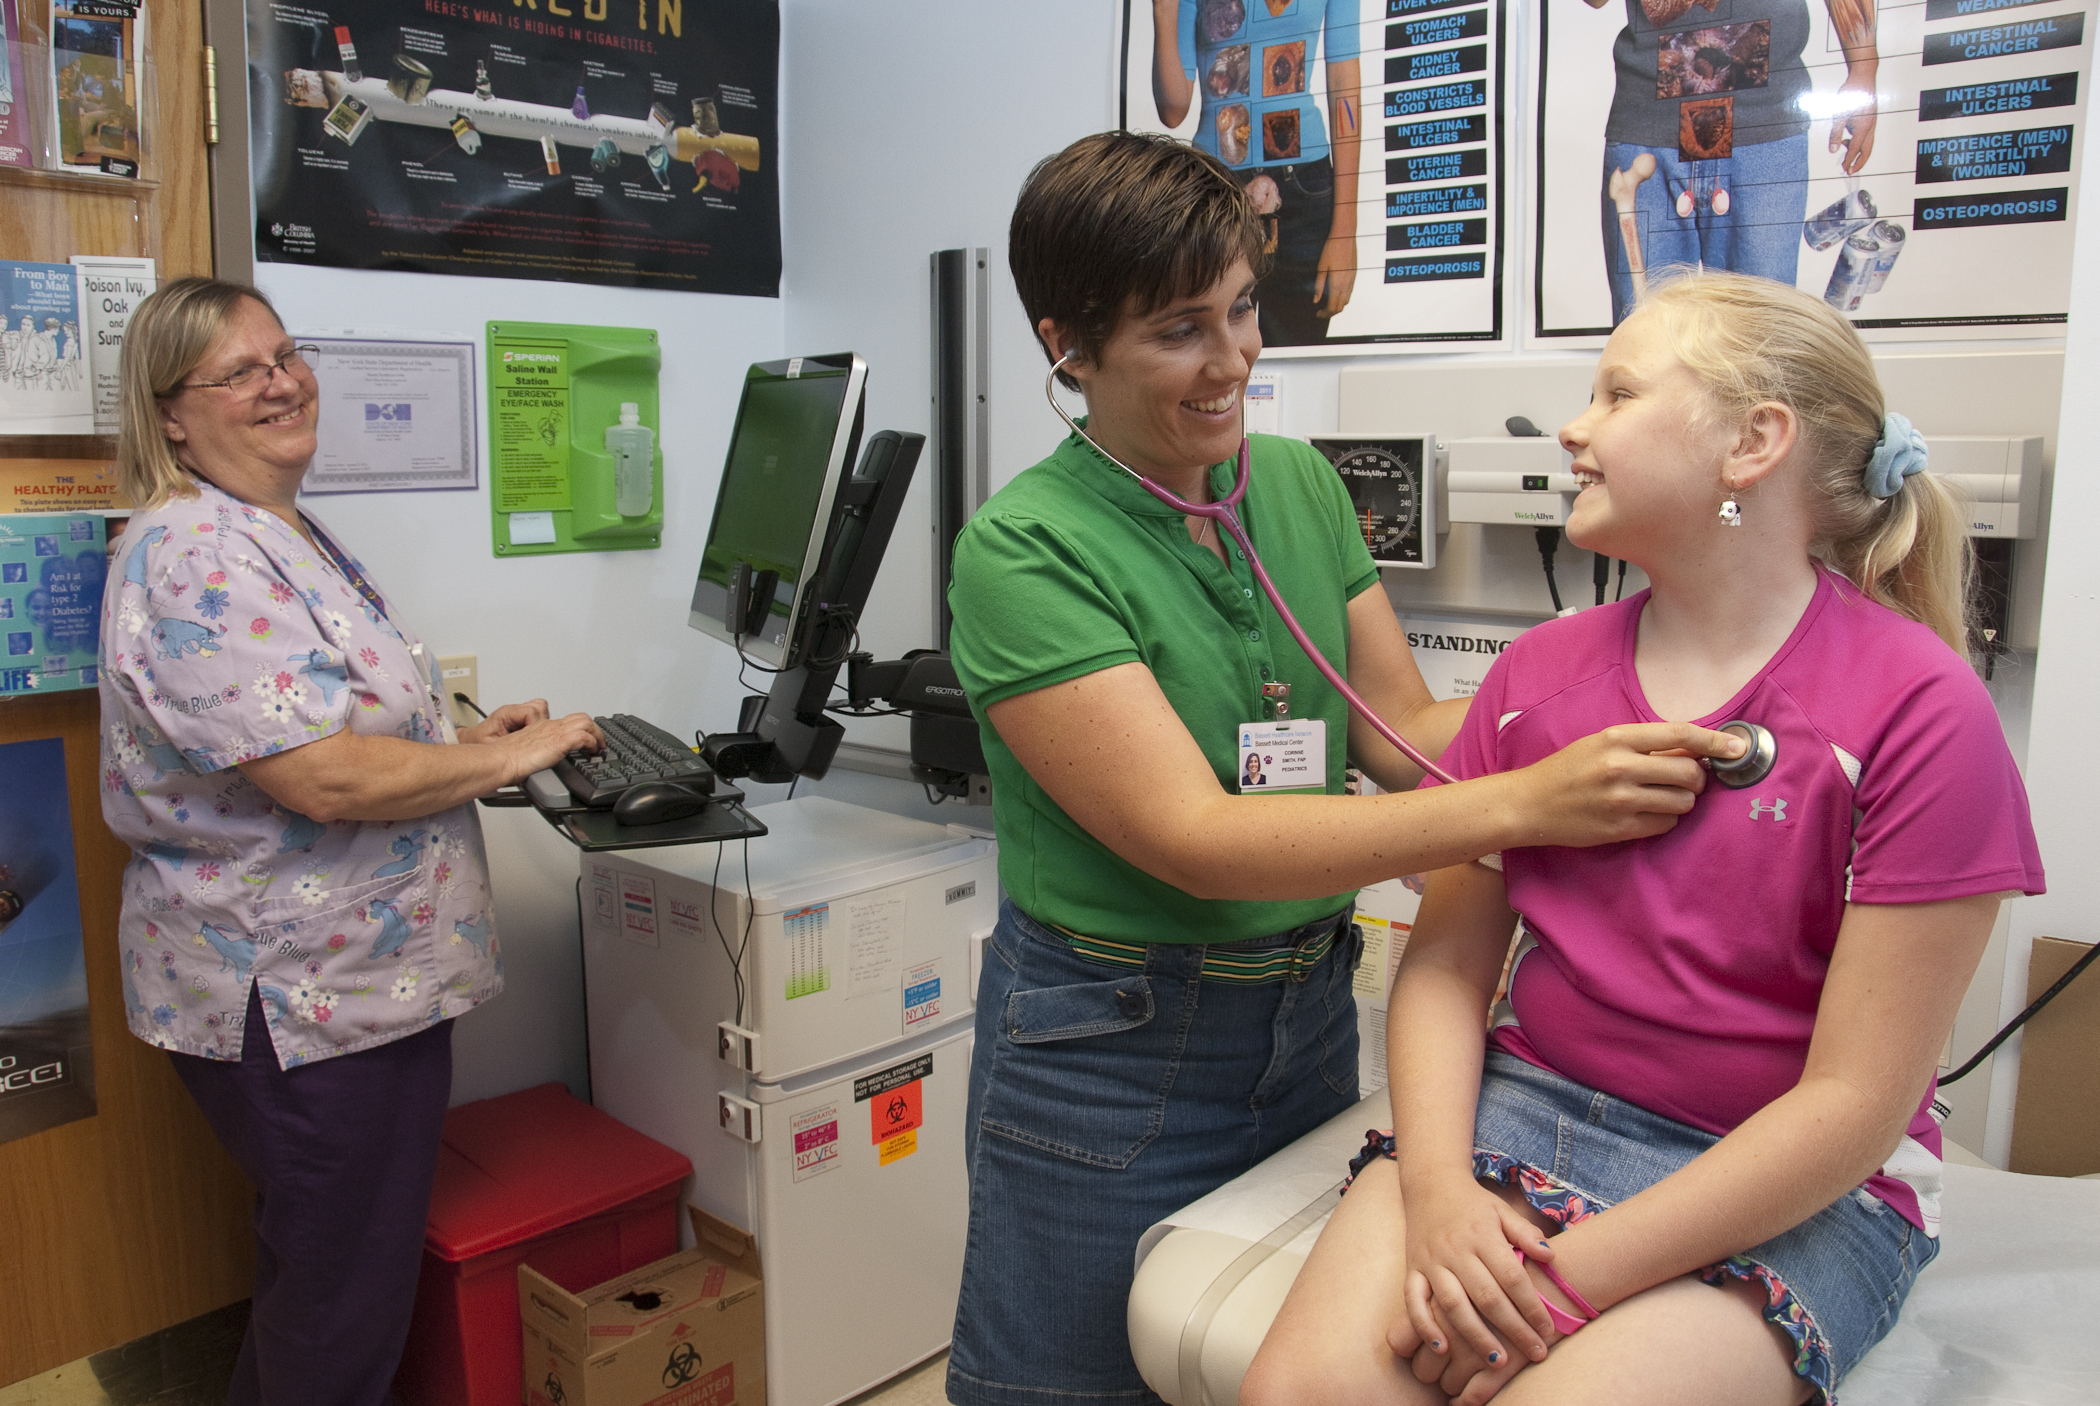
xmin=1538 ymin=1240 xmax=1551 ymax=1249
xmin=1430 ymin=1340 xmax=1443 ymax=1352
xmin=1488 ymin=1352 xmax=1500 ymax=1364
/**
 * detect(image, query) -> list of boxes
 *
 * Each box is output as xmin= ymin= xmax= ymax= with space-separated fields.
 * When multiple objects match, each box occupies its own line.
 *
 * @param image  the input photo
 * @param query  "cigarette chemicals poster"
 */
xmin=1124 ymin=0 xmax=1511 ymax=352
xmin=1535 ymin=0 xmax=2097 ymax=340
xmin=246 ymin=0 xmax=779 ymax=294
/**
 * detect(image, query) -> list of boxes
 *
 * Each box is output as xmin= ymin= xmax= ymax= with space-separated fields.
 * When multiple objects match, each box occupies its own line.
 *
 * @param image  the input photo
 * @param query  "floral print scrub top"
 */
xmin=97 ymin=479 xmax=499 ymax=1068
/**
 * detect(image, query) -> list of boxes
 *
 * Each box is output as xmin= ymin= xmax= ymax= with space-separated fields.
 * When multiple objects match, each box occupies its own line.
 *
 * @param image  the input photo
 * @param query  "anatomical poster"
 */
xmin=246 ymin=0 xmax=779 ymax=295
xmin=1535 ymin=0 xmax=2098 ymax=340
xmin=1124 ymin=0 xmax=1512 ymax=352
xmin=0 ymin=737 xmax=98 ymax=1146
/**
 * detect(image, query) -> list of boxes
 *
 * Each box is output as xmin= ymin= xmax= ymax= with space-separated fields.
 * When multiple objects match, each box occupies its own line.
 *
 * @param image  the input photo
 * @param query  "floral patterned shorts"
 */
xmin=1345 ymin=1051 xmax=1938 ymax=1404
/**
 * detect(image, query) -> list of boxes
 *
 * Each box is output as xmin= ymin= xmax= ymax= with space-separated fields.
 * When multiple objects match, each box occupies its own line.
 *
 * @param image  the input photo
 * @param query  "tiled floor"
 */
xmin=0 ymin=1305 xmax=949 ymax=1406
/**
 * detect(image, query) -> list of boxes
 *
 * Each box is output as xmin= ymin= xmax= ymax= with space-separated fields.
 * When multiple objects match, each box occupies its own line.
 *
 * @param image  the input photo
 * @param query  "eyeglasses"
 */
xmin=180 ymin=345 xmax=319 ymax=395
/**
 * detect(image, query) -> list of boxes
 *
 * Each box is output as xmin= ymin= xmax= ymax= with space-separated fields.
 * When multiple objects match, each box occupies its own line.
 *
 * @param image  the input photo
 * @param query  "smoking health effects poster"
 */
xmin=1125 ymin=0 xmax=1512 ymax=351
xmin=245 ymin=0 xmax=779 ymax=293
xmin=1534 ymin=0 xmax=2099 ymax=339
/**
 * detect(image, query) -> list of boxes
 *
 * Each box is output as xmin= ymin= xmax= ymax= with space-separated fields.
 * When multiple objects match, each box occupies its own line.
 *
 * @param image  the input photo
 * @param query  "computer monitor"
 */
xmin=687 ymin=353 xmax=868 ymax=670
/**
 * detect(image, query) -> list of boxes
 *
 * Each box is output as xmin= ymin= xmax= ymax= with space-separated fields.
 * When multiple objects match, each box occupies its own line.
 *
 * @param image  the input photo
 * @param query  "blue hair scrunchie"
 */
xmin=1865 ymin=411 xmax=1928 ymax=499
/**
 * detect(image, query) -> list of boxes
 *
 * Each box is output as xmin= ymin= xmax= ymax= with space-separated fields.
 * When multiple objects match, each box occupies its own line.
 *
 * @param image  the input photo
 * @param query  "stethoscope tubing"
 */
xmin=1045 ymin=355 xmax=1461 ymax=787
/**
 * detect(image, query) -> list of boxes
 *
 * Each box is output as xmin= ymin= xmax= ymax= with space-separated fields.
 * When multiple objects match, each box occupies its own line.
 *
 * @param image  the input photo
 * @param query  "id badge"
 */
xmin=1238 ymin=719 xmax=1325 ymax=793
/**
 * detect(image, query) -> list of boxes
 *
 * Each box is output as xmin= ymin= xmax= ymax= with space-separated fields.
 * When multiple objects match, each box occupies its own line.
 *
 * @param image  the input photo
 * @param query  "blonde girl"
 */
xmin=1242 ymin=272 xmax=2043 ymax=1406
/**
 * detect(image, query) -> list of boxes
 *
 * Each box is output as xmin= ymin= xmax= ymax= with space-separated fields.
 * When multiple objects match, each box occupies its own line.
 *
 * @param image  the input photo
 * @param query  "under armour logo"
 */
xmin=1748 ymin=797 xmax=1788 ymax=822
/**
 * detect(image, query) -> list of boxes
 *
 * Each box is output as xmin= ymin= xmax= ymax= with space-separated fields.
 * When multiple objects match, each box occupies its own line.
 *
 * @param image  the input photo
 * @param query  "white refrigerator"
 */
xmin=580 ymin=796 xmax=998 ymax=1406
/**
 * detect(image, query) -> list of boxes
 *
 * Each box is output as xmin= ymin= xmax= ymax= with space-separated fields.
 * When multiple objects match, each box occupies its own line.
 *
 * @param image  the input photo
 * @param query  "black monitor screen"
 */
xmin=700 ymin=375 xmax=849 ymax=586
xmin=689 ymin=355 xmax=865 ymax=668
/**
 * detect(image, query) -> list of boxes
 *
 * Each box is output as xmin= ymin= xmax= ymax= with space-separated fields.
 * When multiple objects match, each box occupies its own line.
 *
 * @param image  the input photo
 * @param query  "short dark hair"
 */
xmin=1010 ymin=131 xmax=1265 ymax=390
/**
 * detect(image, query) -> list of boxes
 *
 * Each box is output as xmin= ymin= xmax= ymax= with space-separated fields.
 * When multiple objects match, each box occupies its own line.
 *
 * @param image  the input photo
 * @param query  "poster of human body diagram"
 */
xmin=1125 ymin=0 xmax=1512 ymax=350
xmin=246 ymin=0 xmax=779 ymax=294
xmin=1122 ymin=0 xmax=2094 ymax=351
xmin=1536 ymin=0 xmax=2098 ymax=338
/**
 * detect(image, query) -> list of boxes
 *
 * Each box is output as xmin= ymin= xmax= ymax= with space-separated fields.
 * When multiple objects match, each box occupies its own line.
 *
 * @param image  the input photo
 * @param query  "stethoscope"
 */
xmin=1041 ymin=354 xmax=1780 ymax=794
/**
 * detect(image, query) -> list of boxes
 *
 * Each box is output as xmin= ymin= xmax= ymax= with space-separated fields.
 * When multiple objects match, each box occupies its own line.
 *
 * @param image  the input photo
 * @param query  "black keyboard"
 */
xmin=552 ymin=714 xmax=716 ymax=808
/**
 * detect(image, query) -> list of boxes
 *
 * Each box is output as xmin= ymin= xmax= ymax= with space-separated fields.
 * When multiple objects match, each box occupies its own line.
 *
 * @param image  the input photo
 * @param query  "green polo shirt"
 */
xmin=949 ymin=428 xmax=1381 ymax=944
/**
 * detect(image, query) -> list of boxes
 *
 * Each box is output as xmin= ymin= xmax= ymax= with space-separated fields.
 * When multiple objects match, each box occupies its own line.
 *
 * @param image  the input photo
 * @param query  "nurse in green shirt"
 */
xmin=941 ymin=130 xmax=1739 ymax=1406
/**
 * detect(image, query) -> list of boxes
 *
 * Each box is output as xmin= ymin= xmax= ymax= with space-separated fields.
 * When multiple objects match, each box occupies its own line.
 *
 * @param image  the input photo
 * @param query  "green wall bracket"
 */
xmin=487 ymin=321 xmax=664 ymax=557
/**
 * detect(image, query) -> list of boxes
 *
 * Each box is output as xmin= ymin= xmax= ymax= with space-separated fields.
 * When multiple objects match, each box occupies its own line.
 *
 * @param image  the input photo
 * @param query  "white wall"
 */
xmin=1986 ymin=129 xmax=2100 ymax=1166
xmin=775 ymin=0 xmax=1124 ymax=757
xmin=254 ymin=264 xmax=783 ymax=1103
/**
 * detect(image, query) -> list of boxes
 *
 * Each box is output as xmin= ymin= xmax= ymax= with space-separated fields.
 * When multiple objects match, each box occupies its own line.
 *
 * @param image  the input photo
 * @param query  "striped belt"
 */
xmin=1048 ymin=911 xmax=1349 ymax=985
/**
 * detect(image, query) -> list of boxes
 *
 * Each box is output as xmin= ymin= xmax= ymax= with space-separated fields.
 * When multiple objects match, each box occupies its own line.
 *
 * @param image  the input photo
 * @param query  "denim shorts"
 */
xmin=1358 ymin=1051 xmax=1936 ymax=1405
xmin=946 ymin=899 xmax=1363 ymax=1405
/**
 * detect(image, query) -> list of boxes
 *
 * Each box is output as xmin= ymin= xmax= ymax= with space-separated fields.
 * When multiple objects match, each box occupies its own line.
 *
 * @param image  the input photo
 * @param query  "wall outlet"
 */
xmin=438 ymin=654 xmax=479 ymax=728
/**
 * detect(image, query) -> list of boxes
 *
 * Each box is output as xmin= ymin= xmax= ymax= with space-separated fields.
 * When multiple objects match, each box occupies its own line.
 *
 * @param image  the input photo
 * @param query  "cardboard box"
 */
xmin=520 ymin=1210 xmax=765 ymax=1406
xmin=2010 ymin=935 xmax=2100 ymax=1177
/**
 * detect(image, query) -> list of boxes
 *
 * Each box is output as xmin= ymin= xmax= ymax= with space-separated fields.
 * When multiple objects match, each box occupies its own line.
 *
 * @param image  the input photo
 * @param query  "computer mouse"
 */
xmin=612 ymin=781 xmax=710 ymax=827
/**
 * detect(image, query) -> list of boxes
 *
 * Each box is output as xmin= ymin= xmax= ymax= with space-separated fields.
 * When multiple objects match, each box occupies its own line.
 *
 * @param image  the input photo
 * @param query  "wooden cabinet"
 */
xmin=0 ymin=0 xmax=255 ymax=1383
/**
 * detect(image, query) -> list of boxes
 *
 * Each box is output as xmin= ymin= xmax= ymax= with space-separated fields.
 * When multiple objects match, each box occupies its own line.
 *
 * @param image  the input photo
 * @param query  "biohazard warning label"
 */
xmin=869 ymin=1079 xmax=922 ymax=1144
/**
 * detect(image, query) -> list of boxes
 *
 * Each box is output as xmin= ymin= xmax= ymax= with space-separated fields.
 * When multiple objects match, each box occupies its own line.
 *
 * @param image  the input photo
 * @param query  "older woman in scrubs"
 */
xmin=98 ymin=277 xmax=599 ymax=1406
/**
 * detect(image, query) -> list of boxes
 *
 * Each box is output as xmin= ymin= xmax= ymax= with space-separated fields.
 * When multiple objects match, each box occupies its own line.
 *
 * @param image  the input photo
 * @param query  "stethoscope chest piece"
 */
xmin=1708 ymin=720 xmax=1777 ymax=790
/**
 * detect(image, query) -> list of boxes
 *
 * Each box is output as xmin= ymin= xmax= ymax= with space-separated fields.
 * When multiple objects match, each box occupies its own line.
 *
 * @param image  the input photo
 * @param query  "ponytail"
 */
xmin=1816 ymin=449 xmax=1970 ymax=654
xmin=1640 ymin=272 xmax=1972 ymax=654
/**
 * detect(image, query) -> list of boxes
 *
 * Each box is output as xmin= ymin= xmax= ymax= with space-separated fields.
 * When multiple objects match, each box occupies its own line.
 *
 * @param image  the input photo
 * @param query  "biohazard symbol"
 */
xmin=543 ymin=1371 xmax=566 ymax=1405
xmin=663 ymin=1341 xmax=703 ymax=1389
xmin=883 ymin=1092 xmax=911 ymax=1128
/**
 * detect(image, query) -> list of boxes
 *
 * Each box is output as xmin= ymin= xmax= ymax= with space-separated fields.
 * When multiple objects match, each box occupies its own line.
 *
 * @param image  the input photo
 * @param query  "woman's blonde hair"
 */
xmin=117 ymin=278 xmax=285 ymax=510
xmin=1636 ymin=271 xmax=1970 ymax=654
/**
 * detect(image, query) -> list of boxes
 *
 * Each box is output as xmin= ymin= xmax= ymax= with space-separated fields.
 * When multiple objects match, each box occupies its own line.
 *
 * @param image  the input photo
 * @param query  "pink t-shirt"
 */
xmin=1432 ymin=568 xmax=2044 ymax=1230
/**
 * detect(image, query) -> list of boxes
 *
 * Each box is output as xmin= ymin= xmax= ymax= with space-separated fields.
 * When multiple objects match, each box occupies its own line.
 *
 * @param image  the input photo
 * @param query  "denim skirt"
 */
xmin=946 ymin=899 xmax=1363 ymax=1405
xmin=1472 ymin=1050 xmax=1936 ymax=1404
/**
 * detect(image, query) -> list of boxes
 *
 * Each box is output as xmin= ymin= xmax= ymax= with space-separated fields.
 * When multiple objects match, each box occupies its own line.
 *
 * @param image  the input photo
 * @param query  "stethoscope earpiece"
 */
xmin=1708 ymin=720 xmax=1777 ymax=789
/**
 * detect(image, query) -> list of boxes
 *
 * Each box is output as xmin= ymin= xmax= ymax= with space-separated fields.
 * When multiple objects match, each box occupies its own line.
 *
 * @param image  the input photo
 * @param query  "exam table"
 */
xmin=1129 ymin=1093 xmax=2100 ymax=1405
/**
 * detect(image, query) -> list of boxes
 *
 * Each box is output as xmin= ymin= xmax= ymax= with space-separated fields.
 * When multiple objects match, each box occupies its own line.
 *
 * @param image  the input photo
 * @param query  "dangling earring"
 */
xmin=1718 ymin=485 xmax=1743 ymax=528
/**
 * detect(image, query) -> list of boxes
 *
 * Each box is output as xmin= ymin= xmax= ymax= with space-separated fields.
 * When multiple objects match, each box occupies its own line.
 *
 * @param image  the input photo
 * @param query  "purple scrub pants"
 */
xmin=170 ymin=982 xmax=454 ymax=1406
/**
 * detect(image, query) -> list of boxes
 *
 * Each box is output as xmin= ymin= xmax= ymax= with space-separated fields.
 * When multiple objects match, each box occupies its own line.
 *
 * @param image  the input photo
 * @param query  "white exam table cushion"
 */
xmin=1129 ymin=1094 xmax=2100 ymax=1405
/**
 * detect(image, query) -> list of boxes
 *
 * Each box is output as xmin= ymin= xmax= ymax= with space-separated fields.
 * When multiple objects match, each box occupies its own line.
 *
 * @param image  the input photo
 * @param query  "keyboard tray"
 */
xmin=556 ymin=793 xmax=768 ymax=852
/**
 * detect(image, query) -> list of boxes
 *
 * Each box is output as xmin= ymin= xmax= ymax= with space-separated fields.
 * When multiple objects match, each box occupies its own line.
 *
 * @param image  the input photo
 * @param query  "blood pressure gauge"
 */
xmin=1309 ymin=435 xmax=1440 ymax=569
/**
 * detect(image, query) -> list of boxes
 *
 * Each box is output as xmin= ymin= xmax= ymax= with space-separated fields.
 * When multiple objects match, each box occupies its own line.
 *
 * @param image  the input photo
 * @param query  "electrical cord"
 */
xmin=733 ymin=636 xmax=787 ymax=696
xmin=1594 ymin=552 xmax=1611 ymax=608
xmin=713 ymin=839 xmax=755 ymax=1024
xmin=1535 ymin=527 xmax=1565 ymax=613
xmin=1938 ymin=938 xmax=2100 ymax=1085
xmin=571 ymin=877 xmax=593 ymax=1105
xmin=452 ymin=692 xmax=488 ymax=719
xmin=1615 ymin=558 xmax=1629 ymax=603
xmin=804 ymin=605 xmax=861 ymax=669
xmin=826 ymin=703 xmax=914 ymax=719
xmin=707 ymin=838 xmax=758 ymax=1026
